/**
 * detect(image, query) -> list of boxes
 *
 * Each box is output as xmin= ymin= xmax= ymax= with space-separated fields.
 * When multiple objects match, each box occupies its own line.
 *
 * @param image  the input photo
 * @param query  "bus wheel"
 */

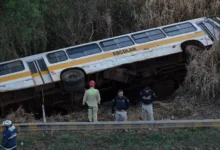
xmin=61 ymin=69 xmax=85 ymax=92
xmin=184 ymin=45 xmax=203 ymax=58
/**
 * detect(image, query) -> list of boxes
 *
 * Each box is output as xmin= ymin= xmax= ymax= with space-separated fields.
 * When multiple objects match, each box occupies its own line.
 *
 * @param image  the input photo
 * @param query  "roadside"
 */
xmin=12 ymin=128 xmax=220 ymax=150
xmin=3 ymin=96 xmax=220 ymax=123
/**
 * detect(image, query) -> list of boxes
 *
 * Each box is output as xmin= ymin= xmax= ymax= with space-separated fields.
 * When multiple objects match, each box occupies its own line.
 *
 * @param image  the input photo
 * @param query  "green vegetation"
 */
xmin=10 ymin=128 xmax=220 ymax=150
xmin=0 ymin=0 xmax=220 ymax=61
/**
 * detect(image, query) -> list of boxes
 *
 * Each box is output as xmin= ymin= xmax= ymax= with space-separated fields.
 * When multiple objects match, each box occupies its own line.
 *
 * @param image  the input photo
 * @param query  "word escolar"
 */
xmin=112 ymin=47 xmax=137 ymax=56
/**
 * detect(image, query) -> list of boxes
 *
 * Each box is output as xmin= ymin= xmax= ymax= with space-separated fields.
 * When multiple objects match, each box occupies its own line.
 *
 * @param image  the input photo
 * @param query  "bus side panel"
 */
xmin=116 ymin=34 xmax=210 ymax=67
xmin=47 ymin=56 xmax=117 ymax=82
xmin=195 ymin=35 xmax=213 ymax=46
xmin=0 ymin=75 xmax=35 ymax=92
xmin=48 ymin=70 xmax=60 ymax=82
xmin=81 ymin=58 xmax=117 ymax=73
xmin=0 ymin=61 xmax=35 ymax=92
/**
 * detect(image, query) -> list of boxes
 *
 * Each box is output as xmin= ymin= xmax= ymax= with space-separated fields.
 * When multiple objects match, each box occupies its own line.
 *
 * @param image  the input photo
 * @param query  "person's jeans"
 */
xmin=115 ymin=111 xmax=127 ymax=121
xmin=88 ymin=106 xmax=98 ymax=122
xmin=142 ymin=104 xmax=154 ymax=121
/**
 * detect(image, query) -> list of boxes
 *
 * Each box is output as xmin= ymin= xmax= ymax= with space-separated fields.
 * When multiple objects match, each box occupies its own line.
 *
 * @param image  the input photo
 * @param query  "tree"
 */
xmin=0 ymin=0 xmax=47 ymax=61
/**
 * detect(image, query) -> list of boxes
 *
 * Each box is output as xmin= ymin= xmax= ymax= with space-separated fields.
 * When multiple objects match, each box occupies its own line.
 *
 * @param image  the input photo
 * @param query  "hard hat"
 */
xmin=2 ymin=120 xmax=12 ymax=126
xmin=89 ymin=80 xmax=95 ymax=87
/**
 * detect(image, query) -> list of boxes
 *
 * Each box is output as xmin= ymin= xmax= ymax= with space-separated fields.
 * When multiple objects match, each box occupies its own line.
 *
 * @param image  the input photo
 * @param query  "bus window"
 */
xmin=100 ymin=36 xmax=134 ymax=51
xmin=67 ymin=43 xmax=101 ymax=59
xmin=0 ymin=60 xmax=25 ymax=76
xmin=132 ymin=29 xmax=166 ymax=44
xmin=28 ymin=62 xmax=37 ymax=73
xmin=47 ymin=51 xmax=68 ymax=64
xmin=163 ymin=22 xmax=197 ymax=36
xmin=37 ymin=59 xmax=48 ymax=71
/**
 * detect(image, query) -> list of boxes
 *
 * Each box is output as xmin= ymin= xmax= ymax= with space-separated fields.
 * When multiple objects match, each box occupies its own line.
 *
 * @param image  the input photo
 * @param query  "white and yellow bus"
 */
xmin=0 ymin=16 xmax=220 ymax=110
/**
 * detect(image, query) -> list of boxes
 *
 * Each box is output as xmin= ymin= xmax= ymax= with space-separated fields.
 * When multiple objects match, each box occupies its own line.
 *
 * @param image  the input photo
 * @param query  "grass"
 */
xmin=10 ymin=128 xmax=220 ymax=150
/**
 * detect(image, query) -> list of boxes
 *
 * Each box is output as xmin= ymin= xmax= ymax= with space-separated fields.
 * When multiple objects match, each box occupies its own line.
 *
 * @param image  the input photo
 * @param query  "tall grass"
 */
xmin=176 ymin=42 xmax=220 ymax=103
xmin=133 ymin=0 xmax=220 ymax=30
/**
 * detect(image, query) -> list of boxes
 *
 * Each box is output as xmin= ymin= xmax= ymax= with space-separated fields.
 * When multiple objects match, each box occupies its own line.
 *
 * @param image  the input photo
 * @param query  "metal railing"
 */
xmin=0 ymin=119 xmax=220 ymax=133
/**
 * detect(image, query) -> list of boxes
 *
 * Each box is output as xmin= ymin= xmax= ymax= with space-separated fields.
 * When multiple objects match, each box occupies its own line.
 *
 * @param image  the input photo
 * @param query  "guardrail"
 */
xmin=0 ymin=119 xmax=220 ymax=133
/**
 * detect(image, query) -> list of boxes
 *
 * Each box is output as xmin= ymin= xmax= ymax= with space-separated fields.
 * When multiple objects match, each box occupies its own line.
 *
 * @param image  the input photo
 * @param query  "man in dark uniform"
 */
xmin=112 ymin=90 xmax=129 ymax=121
xmin=140 ymin=86 xmax=157 ymax=121
xmin=1 ymin=120 xmax=18 ymax=150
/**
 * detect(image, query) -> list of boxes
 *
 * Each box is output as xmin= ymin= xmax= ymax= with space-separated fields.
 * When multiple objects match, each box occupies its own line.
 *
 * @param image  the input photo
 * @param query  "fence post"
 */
xmin=41 ymin=90 xmax=46 ymax=123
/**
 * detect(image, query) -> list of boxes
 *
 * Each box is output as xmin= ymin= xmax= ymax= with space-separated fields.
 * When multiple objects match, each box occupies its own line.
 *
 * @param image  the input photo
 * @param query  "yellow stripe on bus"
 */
xmin=32 ymin=73 xmax=40 ymax=77
xmin=0 ymin=31 xmax=206 ymax=83
xmin=0 ymin=72 xmax=31 ymax=83
xmin=0 ymin=71 xmax=49 ymax=83
xmin=31 ymin=71 xmax=49 ymax=77
xmin=41 ymin=71 xmax=49 ymax=75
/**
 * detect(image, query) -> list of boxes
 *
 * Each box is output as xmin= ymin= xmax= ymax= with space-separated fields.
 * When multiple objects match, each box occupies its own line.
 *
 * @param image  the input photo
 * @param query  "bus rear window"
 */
xmin=0 ymin=60 xmax=25 ymax=76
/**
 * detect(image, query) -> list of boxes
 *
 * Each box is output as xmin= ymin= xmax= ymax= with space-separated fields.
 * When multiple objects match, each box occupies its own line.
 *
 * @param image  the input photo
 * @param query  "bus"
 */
xmin=0 ymin=16 xmax=219 ymax=114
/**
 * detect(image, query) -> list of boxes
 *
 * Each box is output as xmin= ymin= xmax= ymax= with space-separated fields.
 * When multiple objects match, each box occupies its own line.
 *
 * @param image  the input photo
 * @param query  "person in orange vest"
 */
xmin=83 ymin=80 xmax=101 ymax=122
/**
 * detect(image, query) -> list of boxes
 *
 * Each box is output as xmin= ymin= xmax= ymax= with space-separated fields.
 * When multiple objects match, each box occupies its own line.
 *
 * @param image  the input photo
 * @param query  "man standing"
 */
xmin=1 ymin=120 xmax=18 ymax=150
xmin=112 ymin=90 xmax=129 ymax=121
xmin=83 ymin=80 xmax=101 ymax=122
xmin=140 ymin=86 xmax=157 ymax=121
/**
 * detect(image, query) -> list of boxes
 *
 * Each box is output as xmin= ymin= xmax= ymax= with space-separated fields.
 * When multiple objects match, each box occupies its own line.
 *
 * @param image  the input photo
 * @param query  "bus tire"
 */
xmin=61 ymin=69 xmax=85 ymax=92
xmin=184 ymin=45 xmax=203 ymax=58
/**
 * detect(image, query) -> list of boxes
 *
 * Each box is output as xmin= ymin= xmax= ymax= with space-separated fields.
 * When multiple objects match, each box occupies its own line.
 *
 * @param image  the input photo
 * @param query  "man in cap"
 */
xmin=112 ymin=90 xmax=129 ymax=121
xmin=1 ymin=120 xmax=18 ymax=150
xmin=140 ymin=86 xmax=157 ymax=121
xmin=83 ymin=80 xmax=101 ymax=122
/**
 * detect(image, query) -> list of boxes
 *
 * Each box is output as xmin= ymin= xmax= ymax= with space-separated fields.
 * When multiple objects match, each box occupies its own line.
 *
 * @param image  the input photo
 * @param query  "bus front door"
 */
xmin=27 ymin=58 xmax=53 ymax=86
